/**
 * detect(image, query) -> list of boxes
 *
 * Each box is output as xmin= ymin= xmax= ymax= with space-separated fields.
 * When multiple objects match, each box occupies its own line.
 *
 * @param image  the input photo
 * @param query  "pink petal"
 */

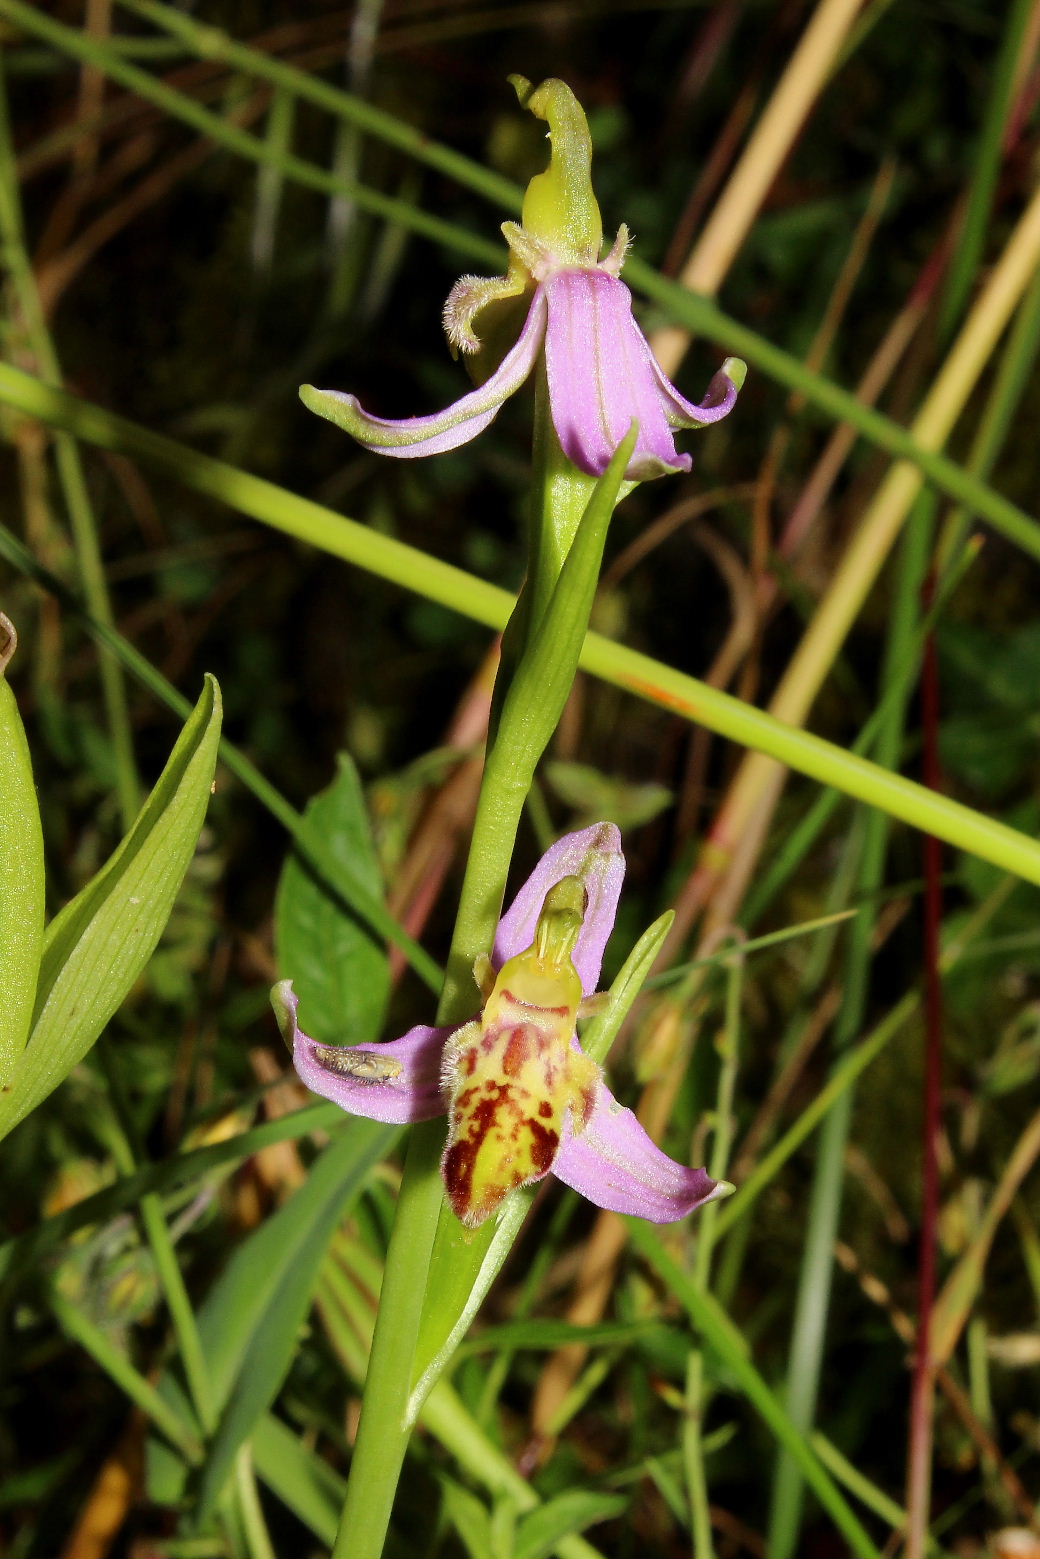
xmin=648 ymin=356 xmax=741 ymax=430
xmin=552 ymin=1080 xmax=724 ymax=1222
xmin=543 ymin=269 xmax=694 ymax=481
xmin=299 ymin=287 xmax=547 ymax=458
xmin=272 ymin=980 xmax=447 ymax=1124
xmin=494 ymin=823 xmax=624 ymax=994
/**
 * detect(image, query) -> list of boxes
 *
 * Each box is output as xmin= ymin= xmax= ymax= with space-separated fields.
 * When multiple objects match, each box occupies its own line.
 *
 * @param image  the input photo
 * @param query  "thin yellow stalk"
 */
xmin=651 ymin=0 xmax=867 ymax=376
xmin=929 ymin=1103 xmax=1040 ymax=1368
xmin=1010 ymin=0 xmax=1040 ymax=106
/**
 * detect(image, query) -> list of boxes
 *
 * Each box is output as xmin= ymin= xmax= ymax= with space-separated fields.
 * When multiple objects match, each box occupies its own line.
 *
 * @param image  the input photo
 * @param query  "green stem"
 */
xmin=938 ymin=263 xmax=1040 ymax=570
xmin=684 ymin=950 xmax=744 ymax=1558
xmin=937 ymin=0 xmax=1036 ymax=338
xmin=328 ymin=1118 xmax=444 ymax=1559
xmin=234 ymin=1446 xmax=278 ymax=1559
xmin=628 ymin=1221 xmax=883 ymax=1559
xmin=526 ymin=366 xmax=600 ymax=628
xmin=492 ymin=366 xmax=596 ymax=737
xmin=712 ymin=876 xmax=1016 ymax=1243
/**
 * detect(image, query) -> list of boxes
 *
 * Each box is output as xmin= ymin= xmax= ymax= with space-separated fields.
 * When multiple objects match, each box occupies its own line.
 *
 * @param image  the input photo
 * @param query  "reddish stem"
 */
xmin=906 ymin=583 xmax=945 ymax=1556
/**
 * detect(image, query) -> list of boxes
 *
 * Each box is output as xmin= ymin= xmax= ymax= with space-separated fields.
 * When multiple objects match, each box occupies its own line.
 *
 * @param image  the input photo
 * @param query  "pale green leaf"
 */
xmin=0 ymin=676 xmax=222 ymax=1140
xmin=0 ymin=674 xmax=45 ymax=1081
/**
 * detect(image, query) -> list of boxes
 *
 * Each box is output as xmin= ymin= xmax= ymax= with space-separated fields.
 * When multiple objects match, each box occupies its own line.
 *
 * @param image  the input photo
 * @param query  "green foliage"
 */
xmin=194 ymin=1121 xmax=397 ymax=1519
xmin=0 ymin=677 xmax=222 ymax=1141
xmin=275 ymin=754 xmax=391 ymax=1046
xmin=0 ymin=670 xmax=45 ymax=1079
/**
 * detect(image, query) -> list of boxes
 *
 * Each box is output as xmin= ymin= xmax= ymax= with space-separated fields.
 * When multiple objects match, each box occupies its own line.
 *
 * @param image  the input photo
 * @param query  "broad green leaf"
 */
xmin=514 ymin=1490 xmax=626 ymax=1559
xmin=195 ymin=1119 xmax=396 ymax=1519
xmin=275 ymin=753 xmax=390 ymax=1045
xmin=0 ymin=676 xmax=222 ymax=1140
xmin=0 ymin=673 xmax=45 ymax=1081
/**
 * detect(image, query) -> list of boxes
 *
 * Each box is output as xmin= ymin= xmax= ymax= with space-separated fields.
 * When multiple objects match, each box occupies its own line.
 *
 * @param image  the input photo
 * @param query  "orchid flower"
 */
xmin=300 ymin=77 xmax=745 ymax=483
xmin=273 ymin=824 xmax=728 ymax=1227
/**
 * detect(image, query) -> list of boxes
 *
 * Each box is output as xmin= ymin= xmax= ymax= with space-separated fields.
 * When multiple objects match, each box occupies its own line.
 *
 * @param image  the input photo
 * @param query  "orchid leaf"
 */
xmin=0 ymin=676 xmax=222 ymax=1141
xmin=0 ymin=668 xmax=45 ymax=1083
xmin=514 ymin=1490 xmax=626 ymax=1559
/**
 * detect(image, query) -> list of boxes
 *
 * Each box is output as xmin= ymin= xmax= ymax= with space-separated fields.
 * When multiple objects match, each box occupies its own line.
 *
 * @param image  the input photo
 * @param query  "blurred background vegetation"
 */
xmin=2 ymin=1 xmax=1040 ymax=1556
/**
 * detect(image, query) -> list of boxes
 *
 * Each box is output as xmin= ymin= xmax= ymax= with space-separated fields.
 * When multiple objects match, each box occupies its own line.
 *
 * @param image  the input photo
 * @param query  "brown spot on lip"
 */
xmin=538 ymin=1100 xmax=552 ymax=1119
xmin=442 ymin=1137 xmax=478 ymax=1222
xmin=527 ymin=1118 xmax=559 ymax=1174
xmin=502 ymin=1025 xmax=534 ymax=1076
xmin=502 ymin=989 xmax=570 ymax=1017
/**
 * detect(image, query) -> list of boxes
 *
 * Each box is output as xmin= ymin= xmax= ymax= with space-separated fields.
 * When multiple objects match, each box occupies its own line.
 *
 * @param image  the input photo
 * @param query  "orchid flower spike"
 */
xmin=273 ymin=824 xmax=730 ymax=1228
xmin=300 ymin=77 xmax=745 ymax=483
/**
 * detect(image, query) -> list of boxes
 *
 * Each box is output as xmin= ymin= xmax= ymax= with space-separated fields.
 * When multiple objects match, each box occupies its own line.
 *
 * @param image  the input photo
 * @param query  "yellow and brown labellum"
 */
xmin=440 ymin=875 xmax=601 ymax=1228
xmin=441 ymin=1010 xmax=598 ymax=1228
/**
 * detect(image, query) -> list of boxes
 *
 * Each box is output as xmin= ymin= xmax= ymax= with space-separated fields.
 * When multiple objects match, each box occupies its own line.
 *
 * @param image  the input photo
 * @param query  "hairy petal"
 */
xmin=442 ymin=267 xmax=530 ymax=355
xmin=544 ymin=269 xmax=695 ymax=480
xmin=272 ymin=980 xmax=447 ymax=1124
xmin=552 ymin=1080 xmax=725 ymax=1222
xmin=299 ymin=286 xmax=548 ymax=457
xmin=494 ymin=823 xmax=624 ymax=994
